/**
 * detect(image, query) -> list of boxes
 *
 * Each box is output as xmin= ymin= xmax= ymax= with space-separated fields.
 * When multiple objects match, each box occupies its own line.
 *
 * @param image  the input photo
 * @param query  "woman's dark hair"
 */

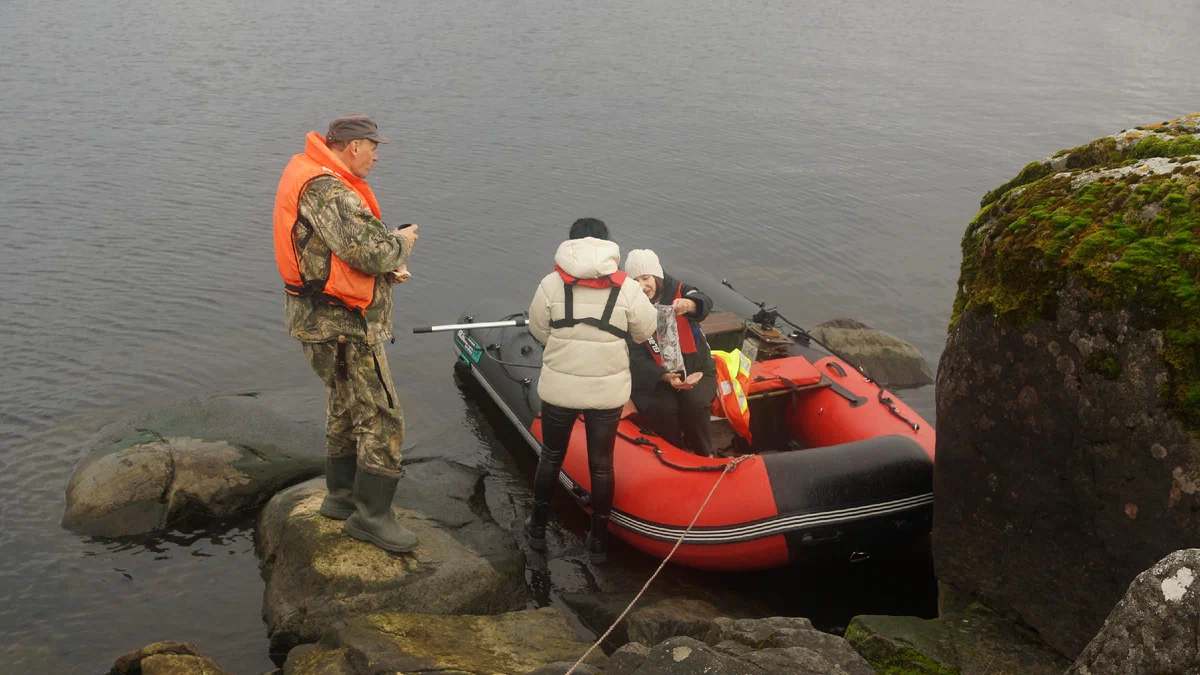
xmin=569 ymin=218 xmax=609 ymax=241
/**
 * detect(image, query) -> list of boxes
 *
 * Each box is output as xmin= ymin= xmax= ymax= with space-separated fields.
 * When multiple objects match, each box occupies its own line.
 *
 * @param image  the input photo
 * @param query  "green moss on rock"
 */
xmin=953 ymin=112 xmax=1200 ymax=432
xmin=844 ymin=617 xmax=958 ymax=675
xmin=1085 ymin=350 xmax=1122 ymax=380
xmin=980 ymin=161 xmax=1055 ymax=208
xmin=867 ymin=648 xmax=958 ymax=675
xmin=979 ymin=115 xmax=1200 ymax=210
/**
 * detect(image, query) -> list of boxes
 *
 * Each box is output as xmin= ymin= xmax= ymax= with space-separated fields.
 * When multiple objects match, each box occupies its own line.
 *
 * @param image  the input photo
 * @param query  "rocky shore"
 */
xmin=90 ymin=112 xmax=1200 ymax=674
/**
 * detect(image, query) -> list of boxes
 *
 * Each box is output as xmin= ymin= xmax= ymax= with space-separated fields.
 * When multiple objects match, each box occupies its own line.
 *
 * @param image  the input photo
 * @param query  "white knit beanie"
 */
xmin=624 ymin=249 xmax=664 ymax=280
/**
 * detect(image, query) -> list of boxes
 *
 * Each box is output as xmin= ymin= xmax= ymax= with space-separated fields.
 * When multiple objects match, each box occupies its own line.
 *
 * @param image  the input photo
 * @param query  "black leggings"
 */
xmin=533 ymin=402 xmax=621 ymax=519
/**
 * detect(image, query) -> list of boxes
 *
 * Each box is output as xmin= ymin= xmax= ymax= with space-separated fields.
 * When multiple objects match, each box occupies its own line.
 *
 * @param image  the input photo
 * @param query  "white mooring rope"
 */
xmin=563 ymin=454 xmax=753 ymax=675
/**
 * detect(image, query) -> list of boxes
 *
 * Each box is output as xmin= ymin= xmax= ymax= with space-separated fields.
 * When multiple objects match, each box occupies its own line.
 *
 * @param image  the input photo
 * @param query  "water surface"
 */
xmin=1 ymin=0 xmax=1197 ymax=671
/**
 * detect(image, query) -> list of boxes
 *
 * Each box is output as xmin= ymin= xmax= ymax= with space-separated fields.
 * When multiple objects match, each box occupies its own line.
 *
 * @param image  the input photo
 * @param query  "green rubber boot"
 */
xmin=344 ymin=470 xmax=419 ymax=553
xmin=319 ymin=455 xmax=357 ymax=520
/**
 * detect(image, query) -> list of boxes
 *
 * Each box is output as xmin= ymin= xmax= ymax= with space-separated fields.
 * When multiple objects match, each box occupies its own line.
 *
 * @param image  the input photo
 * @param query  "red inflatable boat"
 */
xmin=449 ymin=296 xmax=935 ymax=572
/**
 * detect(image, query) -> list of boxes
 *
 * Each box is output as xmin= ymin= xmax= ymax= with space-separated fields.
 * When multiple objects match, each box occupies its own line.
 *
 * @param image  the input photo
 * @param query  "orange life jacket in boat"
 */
xmin=549 ymin=267 xmax=631 ymax=339
xmin=273 ymin=132 xmax=381 ymax=314
xmin=711 ymin=349 xmax=753 ymax=443
xmin=645 ymin=284 xmax=697 ymax=367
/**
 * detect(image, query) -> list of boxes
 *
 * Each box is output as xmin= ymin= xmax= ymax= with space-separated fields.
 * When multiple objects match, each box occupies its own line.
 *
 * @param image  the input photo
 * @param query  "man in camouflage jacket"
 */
xmin=278 ymin=115 xmax=420 ymax=553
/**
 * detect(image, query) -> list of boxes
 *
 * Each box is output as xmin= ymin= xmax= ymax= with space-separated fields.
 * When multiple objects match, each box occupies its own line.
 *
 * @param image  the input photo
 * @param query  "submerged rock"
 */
xmin=62 ymin=392 xmax=325 ymax=537
xmin=808 ymin=317 xmax=935 ymax=388
xmin=109 ymin=641 xmax=234 ymax=675
xmin=256 ymin=460 xmax=529 ymax=654
xmin=0 ymin=643 xmax=66 ymax=675
xmin=1069 ymin=549 xmax=1200 ymax=675
xmin=934 ymin=112 xmax=1200 ymax=657
xmin=283 ymin=608 xmax=602 ymax=675
xmin=64 ymin=435 xmax=322 ymax=538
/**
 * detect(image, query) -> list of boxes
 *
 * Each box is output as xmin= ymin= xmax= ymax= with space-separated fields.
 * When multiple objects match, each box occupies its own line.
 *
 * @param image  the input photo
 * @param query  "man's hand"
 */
xmin=671 ymin=298 xmax=697 ymax=316
xmin=391 ymin=224 xmax=419 ymax=249
xmin=386 ymin=264 xmax=411 ymax=284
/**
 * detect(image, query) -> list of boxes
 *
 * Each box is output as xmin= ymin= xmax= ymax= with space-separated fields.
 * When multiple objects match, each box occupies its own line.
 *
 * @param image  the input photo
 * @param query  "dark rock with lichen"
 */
xmin=1068 ymin=549 xmax=1200 ymax=675
xmin=934 ymin=112 xmax=1200 ymax=659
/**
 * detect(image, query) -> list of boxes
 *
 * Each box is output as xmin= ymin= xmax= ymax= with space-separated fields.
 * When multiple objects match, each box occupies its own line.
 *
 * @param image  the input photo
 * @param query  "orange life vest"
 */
xmin=273 ymin=132 xmax=381 ymax=314
xmin=711 ymin=349 xmax=753 ymax=443
xmin=554 ymin=266 xmax=627 ymax=289
xmin=645 ymin=284 xmax=697 ymax=366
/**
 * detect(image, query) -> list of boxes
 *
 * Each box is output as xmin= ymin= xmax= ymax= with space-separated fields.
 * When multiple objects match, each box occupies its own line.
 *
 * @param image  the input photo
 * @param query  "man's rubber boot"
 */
xmin=523 ymin=499 xmax=551 ymax=550
xmin=586 ymin=514 xmax=610 ymax=564
xmin=319 ymin=455 xmax=357 ymax=520
xmin=344 ymin=470 xmax=419 ymax=553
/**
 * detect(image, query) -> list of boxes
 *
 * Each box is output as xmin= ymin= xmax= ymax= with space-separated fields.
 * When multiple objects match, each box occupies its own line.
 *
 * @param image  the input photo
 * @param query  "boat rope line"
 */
xmin=616 ymin=429 xmax=744 ymax=473
xmin=877 ymin=387 xmax=920 ymax=431
xmin=563 ymin=454 xmax=751 ymax=675
xmin=482 ymin=348 xmax=541 ymax=369
xmin=836 ymin=367 xmax=922 ymax=432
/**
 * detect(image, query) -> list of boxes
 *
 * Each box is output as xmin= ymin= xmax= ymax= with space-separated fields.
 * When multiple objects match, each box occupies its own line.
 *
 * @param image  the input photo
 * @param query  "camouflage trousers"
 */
xmin=303 ymin=338 xmax=405 ymax=478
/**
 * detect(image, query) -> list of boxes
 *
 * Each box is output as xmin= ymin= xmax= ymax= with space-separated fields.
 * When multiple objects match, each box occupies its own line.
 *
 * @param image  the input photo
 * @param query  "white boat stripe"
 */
xmin=608 ymin=496 xmax=934 ymax=543
xmin=609 ymin=493 xmax=935 ymax=536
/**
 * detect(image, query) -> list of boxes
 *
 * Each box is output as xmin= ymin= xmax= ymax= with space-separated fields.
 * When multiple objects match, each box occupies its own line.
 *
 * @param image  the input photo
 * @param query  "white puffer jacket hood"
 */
xmin=528 ymin=238 xmax=657 ymax=409
xmin=555 ymin=237 xmax=621 ymax=278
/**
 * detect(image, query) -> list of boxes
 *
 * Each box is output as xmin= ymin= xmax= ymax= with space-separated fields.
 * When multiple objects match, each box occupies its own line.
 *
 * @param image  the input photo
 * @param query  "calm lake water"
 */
xmin=1 ymin=0 xmax=1197 ymax=671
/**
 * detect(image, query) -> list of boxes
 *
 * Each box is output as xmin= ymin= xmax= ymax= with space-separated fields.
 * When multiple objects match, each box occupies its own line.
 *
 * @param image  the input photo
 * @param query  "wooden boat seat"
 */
xmin=700 ymin=311 xmax=747 ymax=353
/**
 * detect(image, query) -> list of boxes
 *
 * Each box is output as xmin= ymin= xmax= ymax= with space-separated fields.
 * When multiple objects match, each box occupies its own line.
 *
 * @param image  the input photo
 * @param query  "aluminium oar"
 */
xmin=412 ymin=317 xmax=528 ymax=334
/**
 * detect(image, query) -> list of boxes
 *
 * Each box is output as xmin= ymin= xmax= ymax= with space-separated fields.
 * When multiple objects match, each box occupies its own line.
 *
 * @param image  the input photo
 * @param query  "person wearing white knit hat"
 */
xmin=623 ymin=249 xmax=719 ymax=457
xmin=623 ymin=249 xmax=664 ymax=284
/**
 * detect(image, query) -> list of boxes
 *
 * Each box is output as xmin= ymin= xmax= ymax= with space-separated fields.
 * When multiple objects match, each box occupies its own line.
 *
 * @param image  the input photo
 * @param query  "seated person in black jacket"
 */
xmin=623 ymin=249 xmax=719 ymax=457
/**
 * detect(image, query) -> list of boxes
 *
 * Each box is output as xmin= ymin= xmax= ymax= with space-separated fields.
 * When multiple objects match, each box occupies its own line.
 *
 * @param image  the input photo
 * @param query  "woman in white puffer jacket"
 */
xmin=524 ymin=218 xmax=656 ymax=562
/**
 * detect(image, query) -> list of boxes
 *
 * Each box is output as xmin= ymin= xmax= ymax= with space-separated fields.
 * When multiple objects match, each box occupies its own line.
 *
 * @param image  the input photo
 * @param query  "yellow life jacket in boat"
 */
xmin=711 ymin=349 xmax=753 ymax=443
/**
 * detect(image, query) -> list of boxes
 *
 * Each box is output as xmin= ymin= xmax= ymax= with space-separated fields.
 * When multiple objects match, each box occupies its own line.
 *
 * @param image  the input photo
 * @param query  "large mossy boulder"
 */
xmin=257 ymin=461 xmax=529 ymax=654
xmin=63 ymin=392 xmax=324 ymax=537
xmin=282 ymin=608 xmax=603 ymax=675
xmin=934 ymin=112 xmax=1200 ymax=657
